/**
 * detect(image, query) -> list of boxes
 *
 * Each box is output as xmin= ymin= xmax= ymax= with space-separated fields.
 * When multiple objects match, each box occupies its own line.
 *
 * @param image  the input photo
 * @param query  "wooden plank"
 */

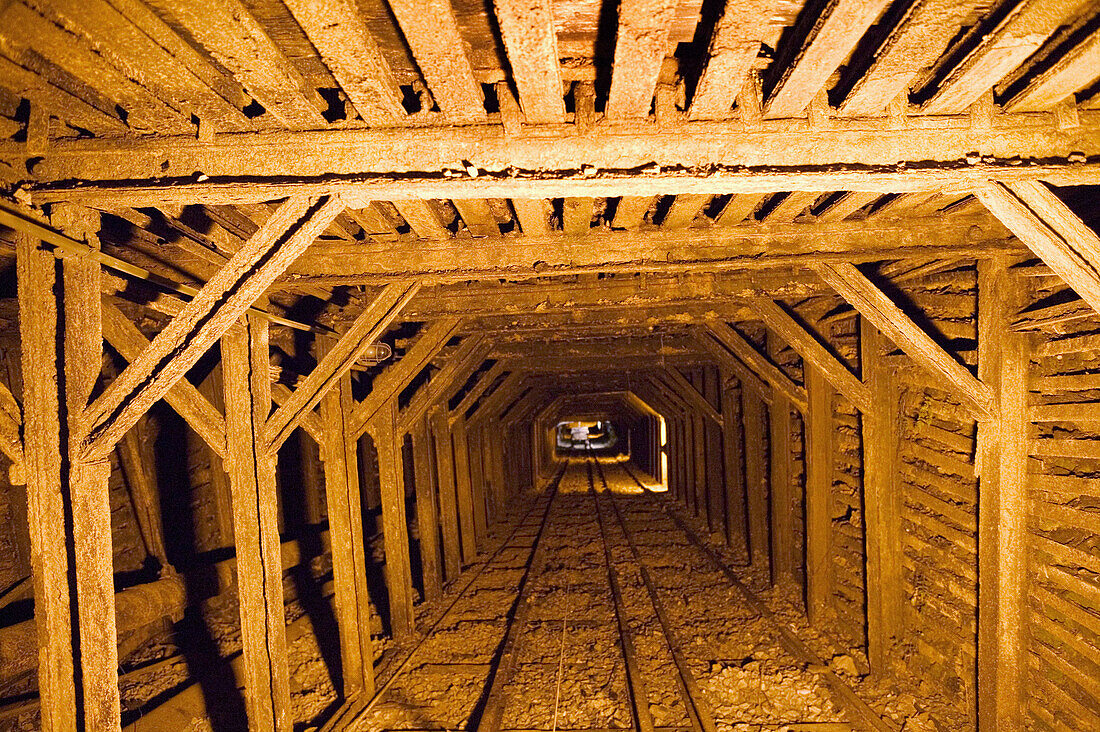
xmin=768 ymin=379 xmax=795 ymax=585
xmin=394 ymin=200 xmax=451 ymax=240
xmin=563 ymin=197 xmax=593 ymax=236
xmin=431 ymin=406 xmax=461 ymax=580
xmin=222 ymin=315 xmax=291 ymax=731
xmin=661 ymin=368 xmax=723 ymax=425
xmin=101 ymin=301 xmax=227 ymax=458
xmin=662 ymin=194 xmax=710 ymax=229
xmin=975 ymin=256 xmax=1030 ymax=732
xmin=837 ymin=0 xmax=986 ymax=117
xmin=720 ymin=379 xmax=748 ymax=554
xmin=117 ymin=423 xmax=169 ymax=569
xmin=689 ymin=0 xmax=779 ymax=120
xmin=451 ymin=414 xmax=478 ymax=561
xmin=411 ymin=415 xmax=442 ymax=601
xmin=491 ymin=0 xmax=566 ymax=123
xmin=715 ymin=192 xmax=768 ymax=225
xmin=510 ymin=198 xmax=553 ymax=236
xmin=453 ymin=198 xmax=499 ymax=237
xmin=84 ymin=196 xmax=345 ymax=458
xmin=750 ymin=297 xmax=871 ymax=412
xmin=761 ymin=191 xmax=820 ymax=224
xmin=152 ymin=0 xmax=326 ymax=129
xmin=705 ymin=321 xmax=808 ymax=413
xmin=451 ymin=362 xmax=507 ymax=423
xmin=318 ymin=369 xmax=375 ymax=696
xmin=368 ymin=400 xmax=416 ymax=639
xmin=611 ymin=196 xmax=653 ymax=229
xmin=921 ymin=0 xmax=1086 ymax=115
xmin=860 ymin=320 xmax=903 ymax=675
xmin=387 ymin=0 xmax=486 ymax=123
xmin=765 ymin=0 xmax=893 ymax=118
xmin=813 ymin=262 xmax=996 ymax=421
xmin=805 ymin=365 xmax=833 ymax=626
xmin=282 ymin=0 xmax=406 ymax=125
xmin=606 ymin=0 xmax=679 ymax=119
xmin=1007 ymin=31 xmax=1100 ymax=112
xmin=399 ymin=337 xmax=490 ymax=433
xmin=267 ymin=280 xmax=419 ymax=450
xmin=976 ymin=180 xmax=1100 ymax=316
xmin=0 ymin=50 xmax=125 ymax=134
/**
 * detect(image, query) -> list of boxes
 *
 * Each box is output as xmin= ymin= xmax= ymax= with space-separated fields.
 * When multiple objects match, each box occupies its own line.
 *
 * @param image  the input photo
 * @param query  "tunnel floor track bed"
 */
xmin=349 ymin=458 xmax=893 ymax=732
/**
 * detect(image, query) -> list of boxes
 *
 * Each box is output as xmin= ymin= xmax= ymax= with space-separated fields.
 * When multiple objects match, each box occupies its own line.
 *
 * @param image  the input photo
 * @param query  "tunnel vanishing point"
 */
xmin=0 ymin=0 xmax=1098 ymax=729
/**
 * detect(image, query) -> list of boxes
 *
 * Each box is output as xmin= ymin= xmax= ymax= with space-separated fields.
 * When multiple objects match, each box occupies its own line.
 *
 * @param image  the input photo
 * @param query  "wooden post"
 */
xmin=369 ymin=400 xmax=416 ymax=640
xmin=411 ymin=414 xmax=442 ymax=601
xmin=721 ymin=377 xmax=748 ymax=556
xmin=692 ymin=413 xmax=707 ymax=521
xmin=17 ymin=231 xmax=77 ymax=732
xmin=222 ymin=315 xmax=291 ymax=731
xmin=199 ymin=366 xmax=235 ymax=547
xmin=451 ymin=415 xmax=479 ymax=559
xmin=703 ymin=367 xmax=725 ymax=537
xmin=805 ymin=364 xmax=833 ymax=626
xmin=743 ymin=389 xmax=769 ymax=572
xmin=318 ymin=370 xmax=375 ymax=696
xmin=430 ymin=406 xmax=461 ymax=580
xmin=467 ymin=424 xmax=488 ymax=531
xmin=117 ymin=422 xmax=170 ymax=570
xmin=976 ymin=256 xmax=1030 ymax=731
xmin=861 ymin=319 xmax=903 ymax=676
xmin=59 ymin=205 xmax=120 ymax=732
xmin=768 ymin=392 xmax=793 ymax=586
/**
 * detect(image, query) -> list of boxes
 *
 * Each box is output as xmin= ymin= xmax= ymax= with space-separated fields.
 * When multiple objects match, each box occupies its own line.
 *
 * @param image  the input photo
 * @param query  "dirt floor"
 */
xmin=350 ymin=458 xmax=954 ymax=731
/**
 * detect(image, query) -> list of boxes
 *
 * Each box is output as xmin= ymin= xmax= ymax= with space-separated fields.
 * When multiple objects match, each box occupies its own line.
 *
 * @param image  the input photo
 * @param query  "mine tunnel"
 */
xmin=0 ymin=0 xmax=1099 ymax=730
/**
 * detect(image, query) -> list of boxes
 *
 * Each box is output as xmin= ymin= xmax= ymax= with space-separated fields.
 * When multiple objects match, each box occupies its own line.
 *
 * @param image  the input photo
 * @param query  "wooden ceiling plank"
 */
xmin=765 ymin=0 xmax=893 ymax=119
xmin=83 ymin=195 xmax=345 ymax=459
xmin=393 ymin=200 xmax=451 ymax=240
xmin=266 ymin=280 xmax=420 ymax=451
xmin=451 ymin=362 xmax=507 ymax=422
xmin=491 ymin=0 xmax=566 ymax=123
xmin=399 ymin=337 xmax=490 ymax=433
xmin=715 ymin=192 xmax=769 ymax=225
xmin=606 ymin=0 xmax=679 ymax=119
xmin=282 ymin=0 xmax=406 ymax=125
xmin=662 ymin=194 xmax=711 ymax=229
xmin=0 ymin=3 xmax=191 ymax=134
xmin=837 ymin=0 xmax=987 ymax=117
xmin=0 ymin=53 xmax=124 ymax=134
xmin=153 ymin=0 xmax=327 ymax=129
xmin=611 ymin=196 xmax=654 ymax=229
xmin=345 ymin=204 xmax=399 ymax=238
xmin=760 ymin=190 xmax=821 ymax=224
xmin=813 ymin=261 xmax=996 ymax=420
xmin=387 ymin=0 xmax=486 ymax=124
xmin=1005 ymin=30 xmax=1100 ymax=112
xmin=705 ymin=320 xmax=807 ymax=412
xmin=975 ymin=180 xmax=1100 ymax=315
xmin=813 ymin=191 xmax=881 ymax=222
xmin=659 ymin=368 xmax=723 ymax=425
xmin=749 ymin=297 xmax=871 ymax=412
xmin=453 ymin=198 xmax=500 ymax=237
xmin=920 ymin=0 xmax=1087 ymax=115
xmin=863 ymin=191 xmax=941 ymax=220
xmin=511 ymin=198 xmax=553 ymax=236
xmin=563 ymin=197 xmax=594 ymax=236
xmin=688 ymin=0 xmax=780 ymax=121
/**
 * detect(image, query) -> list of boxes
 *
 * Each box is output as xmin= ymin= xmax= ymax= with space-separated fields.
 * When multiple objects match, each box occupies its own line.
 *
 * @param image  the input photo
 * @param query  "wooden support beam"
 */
xmin=117 ymin=423 xmax=169 ymax=570
xmin=720 ymin=378 xmax=747 ymax=555
xmin=611 ymin=196 xmax=653 ymax=229
xmin=398 ymin=337 xmax=490 ymax=434
xmin=349 ymin=317 xmax=464 ymax=437
xmin=393 ymin=200 xmax=451 ymax=240
xmin=804 ymin=365 xmax=833 ymax=626
xmin=688 ymin=0 xmax=779 ymax=120
xmin=662 ymin=194 xmax=710 ymax=229
xmin=222 ymin=315 xmax=291 ymax=731
xmin=705 ymin=321 xmax=807 ymax=413
xmin=660 ymin=368 xmax=723 ymax=426
xmin=468 ymin=371 xmax=526 ymax=427
xmin=749 ymin=297 xmax=871 ymax=412
xmin=563 ymin=197 xmax=593 ymax=236
xmin=1005 ymin=31 xmax=1100 ymax=112
xmin=814 ymin=191 xmax=880 ymax=222
xmin=813 ymin=262 xmax=996 ymax=421
xmin=861 ymin=319 xmax=903 ymax=676
xmin=411 ymin=415 xmax=442 ymax=601
xmin=975 ymin=180 xmax=1100 ymax=315
xmin=452 ymin=362 xmax=507 ymax=423
xmin=491 ymin=0 xmax=565 ymax=123
xmin=430 ymin=406 xmax=461 ymax=580
xmin=765 ymin=0 xmax=892 ymax=118
xmin=453 ymin=199 xmax=499 ymax=237
xmin=386 ymin=0 xmax=487 ymax=123
xmin=606 ymin=0 xmax=678 ymax=119
xmin=451 ymin=414 xmax=478 ymax=561
xmin=267 ymin=281 xmax=419 ymax=450
xmin=761 ymin=191 xmax=819 ymax=224
xmin=920 ymin=0 xmax=1085 ymax=115
xmin=742 ymin=387 xmax=769 ymax=572
xmin=101 ymin=301 xmax=227 ymax=458
xmin=693 ymin=330 xmax=771 ymax=401
xmin=84 ymin=196 xmax=345 ymax=459
xmin=511 ymin=198 xmax=553 ymax=236
xmin=768 ymin=390 xmax=794 ymax=587
xmin=368 ymin=401 xmax=416 ymax=639
xmin=975 ymin=257 xmax=1030 ymax=732
xmin=318 ymin=370 xmax=375 ymax=697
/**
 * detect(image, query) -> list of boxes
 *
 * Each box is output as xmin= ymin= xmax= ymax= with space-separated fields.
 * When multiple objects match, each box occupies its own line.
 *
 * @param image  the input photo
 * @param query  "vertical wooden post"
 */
xmin=862 ymin=319 xmax=903 ymax=676
xmin=743 ymin=388 xmax=769 ymax=572
xmin=489 ymin=420 xmax=507 ymax=510
xmin=805 ymin=364 xmax=833 ymax=626
xmin=692 ymin=414 xmax=707 ymax=521
xmin=222 ymin=315 xmax=292 ymax=731
xmin=117 ymin=422 xmax=170 ymax=569
xmin=976 ymin=257 xmax=1030 ymax=732
xmin=411 ymin=415 xmax=442 ymax=601
xmin=703 ymin=368 xmax=725 ymax=536
xmin=199 ymin=366 xmax=235 ymax=547
xmin=369 ymin=400 xmax=415 ymax=640
xmin=430 ymin=407 xmax=461 ymax=580
xmin=17 ymin=232 xmax=77 ymax=732
xmin=452 ymin=415 xmax=479 ymax=559
xmin=769 ymin=393 xmax=794 ymax=586
xmin=721 ymin=377 xmax=747 ymax=556
xmin=467 ymin=424 xmax=488 ymax=529
xmin=318 ymin=370 xmax=375 ymax=696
